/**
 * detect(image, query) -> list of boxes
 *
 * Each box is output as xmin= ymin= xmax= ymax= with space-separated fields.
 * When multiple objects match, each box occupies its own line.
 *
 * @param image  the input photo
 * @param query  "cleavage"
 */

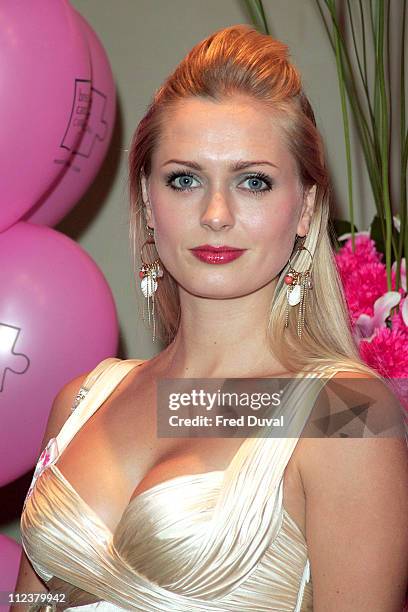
xmin=128 ymin=436 xmax=246 ymax=503
xmin=56 ymin=412 xmax=246 ymax=535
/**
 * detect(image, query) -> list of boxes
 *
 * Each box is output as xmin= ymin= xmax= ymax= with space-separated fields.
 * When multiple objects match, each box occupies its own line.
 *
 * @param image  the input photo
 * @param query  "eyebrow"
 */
xmin=161 ymin=159 xmax=279 ymax=171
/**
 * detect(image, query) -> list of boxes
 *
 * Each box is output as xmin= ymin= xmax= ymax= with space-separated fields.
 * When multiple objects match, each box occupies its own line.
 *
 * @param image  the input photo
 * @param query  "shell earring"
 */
xmin=139 ymin=224 xmax=163 ymax=342
xmin=283 ymin=235 xmax=313 ymax=339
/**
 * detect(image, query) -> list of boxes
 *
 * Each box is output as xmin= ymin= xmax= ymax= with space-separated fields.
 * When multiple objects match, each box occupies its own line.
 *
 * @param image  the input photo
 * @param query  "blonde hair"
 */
xmin=128 ymin=24 xmax=378 ymax=378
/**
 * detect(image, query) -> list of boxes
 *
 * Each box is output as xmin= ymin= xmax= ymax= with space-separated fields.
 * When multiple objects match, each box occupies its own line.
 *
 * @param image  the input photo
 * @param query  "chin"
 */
xmin=177 ymin=278 xmax=258 ymax=300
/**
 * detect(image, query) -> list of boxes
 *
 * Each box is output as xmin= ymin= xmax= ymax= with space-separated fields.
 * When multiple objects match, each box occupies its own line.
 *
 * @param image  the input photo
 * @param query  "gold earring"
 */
xmin=139 ymin=224 xmax=163 ymax=342
xmin=283 ymin=236 xmax=313 ymax=339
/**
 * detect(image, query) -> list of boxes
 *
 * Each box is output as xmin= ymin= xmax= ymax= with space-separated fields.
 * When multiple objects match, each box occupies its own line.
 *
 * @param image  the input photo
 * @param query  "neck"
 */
xmin=157 ymin=277 xmax=290 ymax=378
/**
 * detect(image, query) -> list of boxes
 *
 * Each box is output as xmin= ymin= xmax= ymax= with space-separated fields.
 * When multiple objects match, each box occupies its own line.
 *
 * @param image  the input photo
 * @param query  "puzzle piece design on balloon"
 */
xmin=0 ymin=323 xmax=30 ymax=392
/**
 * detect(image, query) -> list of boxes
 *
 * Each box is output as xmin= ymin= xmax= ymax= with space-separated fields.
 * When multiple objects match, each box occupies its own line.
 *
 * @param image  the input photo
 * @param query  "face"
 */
xmin=141 ymin=95 xmax=315 ymax=299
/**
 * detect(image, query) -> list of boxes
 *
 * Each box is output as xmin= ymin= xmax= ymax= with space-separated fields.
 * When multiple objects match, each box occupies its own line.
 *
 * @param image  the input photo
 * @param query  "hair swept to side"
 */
xmin=128 ymin=23 xmax=380 ymax=378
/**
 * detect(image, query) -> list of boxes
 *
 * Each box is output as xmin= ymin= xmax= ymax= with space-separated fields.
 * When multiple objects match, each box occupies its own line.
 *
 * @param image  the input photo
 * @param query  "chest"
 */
xmin=54 ymin=381 xmax=307 ymax=538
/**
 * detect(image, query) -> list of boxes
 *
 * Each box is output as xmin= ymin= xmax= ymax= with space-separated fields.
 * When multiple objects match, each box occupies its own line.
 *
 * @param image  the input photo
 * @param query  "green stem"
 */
xmin=347 ymin=0 xmax=376 ymax=133
xmin=358 ymin=0 xmax=368 ymax=87
xmin=322 ymin=1 xmax=376 ymax=153
xmin=320 ymin=1 xmax=380 ymax=179
xmin=375 ymin=0 xmax=393 ymax=289
xmin=328 ymin=0 xmax=399 ymax=264
xmin=317 ymin=1 xmax=378 ymax=179
xmin=256 ymin=0 xmax=270 ymax=34
xmin=399 ymin=0 xmax=407 ymax=291
xmin=243 ymin=0 xmax=270 ymax=34
xmin=319 ymin=1 xmax=386 ymax=240
xmin=402 ymin=128 xmax=408 ymax=285
xmin=330 ymin=0 xmax=355 ymax=249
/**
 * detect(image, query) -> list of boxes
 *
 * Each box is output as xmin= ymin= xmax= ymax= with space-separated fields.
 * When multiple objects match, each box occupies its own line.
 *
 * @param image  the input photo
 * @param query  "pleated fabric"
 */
xmin=20 ymin=357 xmax=354 ymax=611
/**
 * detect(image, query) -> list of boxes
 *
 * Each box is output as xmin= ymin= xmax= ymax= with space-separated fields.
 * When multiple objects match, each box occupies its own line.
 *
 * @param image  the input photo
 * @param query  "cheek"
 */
xmin=148 ymin=188 xmax=182 ymax=240
xmin=245 ymin=200 xmax=299 ymax=271
xmin=245 ymin=199 xmax=298 ymax=248
xmin=147 ymin=202 xmax=190 ymax=273
xmin=149 ymin=182 xmax=195 ymax=229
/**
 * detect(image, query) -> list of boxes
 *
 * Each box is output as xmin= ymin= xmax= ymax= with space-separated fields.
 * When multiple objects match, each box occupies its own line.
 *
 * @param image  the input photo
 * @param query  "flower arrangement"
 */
xmin=315 ymin=0 xmax=408 ymax=410
xmin=314 ymin=0 xmax=407 ymax=296
xmin=335 ymin=227 xmax=408 ymax=404
xmin=243 ymin=1 xmax=408 ymax=410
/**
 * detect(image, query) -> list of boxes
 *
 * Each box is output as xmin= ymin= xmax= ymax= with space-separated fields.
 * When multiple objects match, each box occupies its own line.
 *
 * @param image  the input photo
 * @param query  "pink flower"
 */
xmin=336 ymin=234 xmax=383 ymax=273
xmin=335 ymin=236 xmax=406 ymax=325
xmin=390 ymin=295 xmax=408 ymax=332
xmin=358 ymin=327 xmax=408 ymax=411
xmin=336 ymin=236 xmax=408 ymax=404
xmin=337 ymin=258 xmax=388 ymax=322
xmin=391 ymin=258 xmax=406 ymax=292
xmin=359 ymin=326 xmax=408 ymax=378
xmin=354 ymin=291 xmax=401 ymax=340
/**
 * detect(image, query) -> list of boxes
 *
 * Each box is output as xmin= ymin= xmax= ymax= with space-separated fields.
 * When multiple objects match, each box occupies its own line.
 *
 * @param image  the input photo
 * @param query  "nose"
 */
xmin=200 ymin=190 xmax=235 ymax=232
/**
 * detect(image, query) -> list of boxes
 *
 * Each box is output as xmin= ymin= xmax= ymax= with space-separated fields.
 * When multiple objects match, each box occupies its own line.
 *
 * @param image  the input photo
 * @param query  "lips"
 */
xmin=190 ymin=245 xmax=246 ymax=264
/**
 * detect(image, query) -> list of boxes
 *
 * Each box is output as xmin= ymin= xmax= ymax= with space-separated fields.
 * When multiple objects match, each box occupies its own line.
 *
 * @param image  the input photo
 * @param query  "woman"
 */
xmin=14 ymin=24 xmax=408 ymax=611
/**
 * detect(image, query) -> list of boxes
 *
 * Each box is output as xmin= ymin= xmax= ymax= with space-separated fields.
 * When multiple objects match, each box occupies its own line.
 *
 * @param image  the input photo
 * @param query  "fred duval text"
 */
xmin=167 ymin=414 xmax=285 ymax=428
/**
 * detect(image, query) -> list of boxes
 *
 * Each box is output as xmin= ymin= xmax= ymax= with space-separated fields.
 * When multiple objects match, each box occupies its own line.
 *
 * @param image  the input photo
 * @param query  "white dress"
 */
xmin=20 ymin=357 xmax=372 ymax=611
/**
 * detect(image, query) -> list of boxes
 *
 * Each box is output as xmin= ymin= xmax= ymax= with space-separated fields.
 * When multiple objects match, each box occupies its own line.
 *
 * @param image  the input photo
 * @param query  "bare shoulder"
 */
xmin=298 ymin=367 xmax=408 ymax=486
xmin=298 ymin=369 xmax=408 ymax=610
xmin=40 ymin=357 xmax=148 ymax=457
xmin=38 ymin=371 xmax=89 ymax=450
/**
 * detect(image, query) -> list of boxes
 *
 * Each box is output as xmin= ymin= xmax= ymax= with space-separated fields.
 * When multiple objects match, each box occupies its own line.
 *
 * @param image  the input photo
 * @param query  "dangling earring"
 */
xmin=139 ymin=224 xmax=163 ymax=342
xmin=283 ymin=235 xmax=313 ymax=339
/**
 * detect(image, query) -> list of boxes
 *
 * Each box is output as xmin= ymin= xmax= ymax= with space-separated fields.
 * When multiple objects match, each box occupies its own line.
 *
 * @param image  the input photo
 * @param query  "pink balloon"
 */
xmin=0 ymin=222 xmax=119 ymax=486
xmin=0 ymin=535 xmax=22 ymax=605
xmin=0 ymin=0 xmax=91 ymax=233
xmin=24 ymin=9 xmax=117 ymax=227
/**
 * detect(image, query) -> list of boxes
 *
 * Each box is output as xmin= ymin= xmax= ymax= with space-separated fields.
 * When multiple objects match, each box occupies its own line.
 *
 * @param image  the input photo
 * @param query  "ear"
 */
xmin=296 ymin=184 xmax=316 ymax=238
xmin=141 ymin=174 xmax=155 ymax=229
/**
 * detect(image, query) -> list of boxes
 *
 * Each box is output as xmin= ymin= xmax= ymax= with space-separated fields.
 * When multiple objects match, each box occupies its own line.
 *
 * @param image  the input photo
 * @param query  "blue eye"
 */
xmin=239 ymin=173 xmax=273 ymax=196
xmin=164 ymin=169 xmax=274 ymax=196
xmin=165 ymin=171 xmax=200 ymax=192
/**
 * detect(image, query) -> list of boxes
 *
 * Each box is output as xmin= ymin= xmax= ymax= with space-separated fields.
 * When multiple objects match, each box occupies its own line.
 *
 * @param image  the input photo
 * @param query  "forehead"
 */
xmin=153 ymin=95 xmax=296 ymax=173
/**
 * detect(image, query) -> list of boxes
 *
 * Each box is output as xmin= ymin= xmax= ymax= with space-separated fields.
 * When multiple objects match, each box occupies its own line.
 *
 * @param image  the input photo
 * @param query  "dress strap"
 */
xmin=71 ymin=357 xmax=121 ymax=413
xmin=56 ymin=358 xmax=145 ymax=456
xmin=22 ymin=359 xmax=145 ymax=514
xmin=173 ymin=368 xmax=340 ymax=596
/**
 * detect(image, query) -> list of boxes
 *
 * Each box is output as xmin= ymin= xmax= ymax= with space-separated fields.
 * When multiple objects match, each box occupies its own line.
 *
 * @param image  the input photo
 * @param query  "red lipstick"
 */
xmin=189 ymin=244 xmax=246 ymax=264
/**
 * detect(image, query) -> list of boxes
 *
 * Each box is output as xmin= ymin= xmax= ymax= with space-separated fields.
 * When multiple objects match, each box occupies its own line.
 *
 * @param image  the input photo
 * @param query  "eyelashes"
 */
xmin=164 ymin=170 xmax=274 ymax=197
xmin=165 ymin=170 xmax=198 ymax=191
